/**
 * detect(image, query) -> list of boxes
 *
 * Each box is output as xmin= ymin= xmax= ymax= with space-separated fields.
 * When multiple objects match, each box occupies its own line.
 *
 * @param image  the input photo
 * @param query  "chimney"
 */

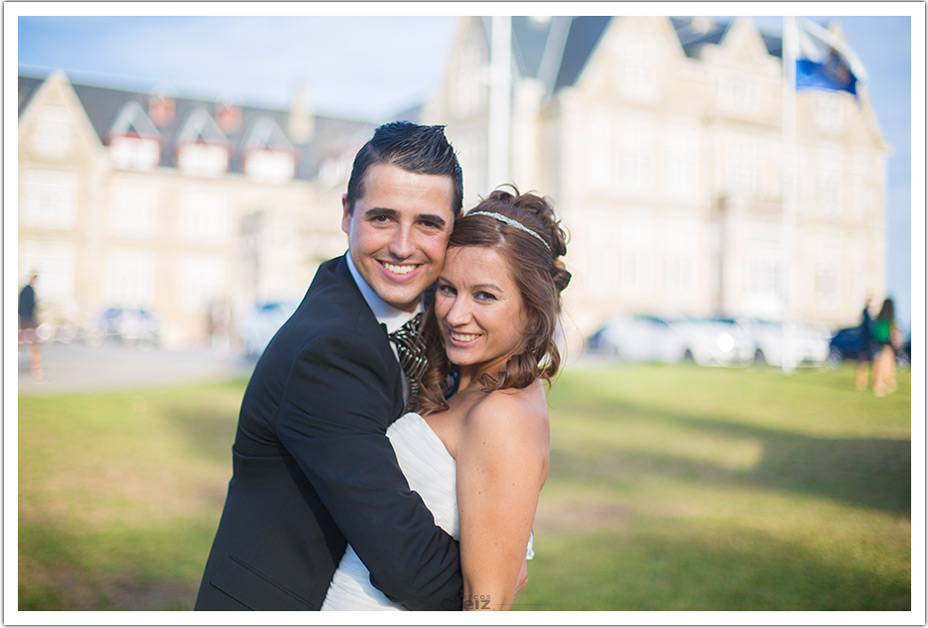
xmin=288 ymin=84 xmax=314 ymax=144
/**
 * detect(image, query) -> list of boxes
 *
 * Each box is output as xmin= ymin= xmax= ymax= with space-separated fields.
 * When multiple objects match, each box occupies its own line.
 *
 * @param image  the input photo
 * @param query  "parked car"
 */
xmin=237 ymin=301 xmax=298 ymax=358
xmin=97 ymin=307 xmax=160 ymax=348
xmin=672 ymin=316 xmax=755 ymax=367
xmin=734 ymin=318 xmax=831 ymax=367
xmin=587 ymin=314 xmax=685 ymax=363
xmin=829 ymin=325 xmax=911 ymax=370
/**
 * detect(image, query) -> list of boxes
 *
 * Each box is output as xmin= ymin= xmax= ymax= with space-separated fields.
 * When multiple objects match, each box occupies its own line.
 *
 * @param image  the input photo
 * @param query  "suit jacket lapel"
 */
xmin=332 ymin=255 xmax=406 ymax=419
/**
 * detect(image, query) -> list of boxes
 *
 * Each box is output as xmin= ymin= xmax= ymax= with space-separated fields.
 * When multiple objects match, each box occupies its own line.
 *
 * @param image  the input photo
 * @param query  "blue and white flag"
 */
xmin=786 ymin=17 xmax=868 ymax=96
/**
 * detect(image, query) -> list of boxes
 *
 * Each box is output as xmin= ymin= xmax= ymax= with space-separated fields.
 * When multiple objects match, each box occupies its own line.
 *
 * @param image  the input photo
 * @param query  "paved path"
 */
xmin=17 ymin=343 xmax=256 ymax=395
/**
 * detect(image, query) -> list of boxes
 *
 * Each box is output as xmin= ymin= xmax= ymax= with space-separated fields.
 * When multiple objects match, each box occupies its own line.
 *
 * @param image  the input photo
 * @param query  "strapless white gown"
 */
xmin=320 ymin=412 xmax=533 ymax=611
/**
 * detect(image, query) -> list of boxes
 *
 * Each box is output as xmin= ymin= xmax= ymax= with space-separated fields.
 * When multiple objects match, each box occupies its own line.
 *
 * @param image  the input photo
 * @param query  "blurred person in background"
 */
xmin=855 ymin=297 xmax=873 ymax=391
xmin=871 ymin=297 xmax=900 ymax=397
xmin=18 ymin=273 xmax=43 ymax=379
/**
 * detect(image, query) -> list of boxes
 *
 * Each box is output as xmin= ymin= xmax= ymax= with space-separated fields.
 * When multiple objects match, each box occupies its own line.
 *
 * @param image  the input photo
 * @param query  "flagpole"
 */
xmin=488 ymin=15 xmax=512 ymax=189
xmin=782 ymin=16 xmax=798 ymax=374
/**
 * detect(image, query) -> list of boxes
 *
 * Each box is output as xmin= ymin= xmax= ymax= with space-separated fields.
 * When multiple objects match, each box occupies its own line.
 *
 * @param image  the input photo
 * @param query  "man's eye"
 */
xmin=371 ymin=215 xmax=392 ymax=224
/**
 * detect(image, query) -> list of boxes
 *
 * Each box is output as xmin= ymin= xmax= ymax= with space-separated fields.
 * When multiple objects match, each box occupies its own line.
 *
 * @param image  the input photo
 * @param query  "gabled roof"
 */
xmin=18 ymin=72 xmax=377 ymax=180
xmin=498 ymin=16 xmax=794 ymax=97
xmin=242 ymin=116 xmax=294 ymax=153
xmin=670 ymin=17 xmax=732 ymax=58
xmin=107 ymin=100 xmax=161 ymax=140
xmin=483 ymin=16 xmax=611 ymax=97
xmin=176 ymin=107 xmax=229 ymax=145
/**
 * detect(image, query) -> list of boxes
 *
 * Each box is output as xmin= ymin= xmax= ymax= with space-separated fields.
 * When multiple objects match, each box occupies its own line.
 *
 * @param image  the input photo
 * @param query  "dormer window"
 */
xmin=149 ymin=93 xmax=175 ymax=127
xmin=216 ymin=101 xmax=243 ymax=135
xmin=106 ymin=101 xmax=162 ymax=171
xmin=176 ymin=108 xmax=230 ymax=178
xmin=241 ymin=117 xmax=297 ymax=184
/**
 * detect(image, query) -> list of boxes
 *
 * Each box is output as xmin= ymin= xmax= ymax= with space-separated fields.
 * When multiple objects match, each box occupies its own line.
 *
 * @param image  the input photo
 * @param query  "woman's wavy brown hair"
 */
xmin=413 ymin=186 xmax=570 ymax=415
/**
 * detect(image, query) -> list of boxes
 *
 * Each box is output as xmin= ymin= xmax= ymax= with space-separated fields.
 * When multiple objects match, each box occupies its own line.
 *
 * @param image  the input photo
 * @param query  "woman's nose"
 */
xmin=444 ymin=297 xmax=472 ymax=326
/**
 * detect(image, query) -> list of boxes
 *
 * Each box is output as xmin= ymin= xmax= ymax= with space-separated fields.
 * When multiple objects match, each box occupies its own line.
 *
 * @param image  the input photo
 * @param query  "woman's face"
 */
xmin=434 ymin=246 xmax=528 ymax=377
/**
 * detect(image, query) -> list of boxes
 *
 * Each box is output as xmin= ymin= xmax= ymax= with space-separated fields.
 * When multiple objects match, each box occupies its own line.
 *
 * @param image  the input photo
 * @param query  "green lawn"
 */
xmin=18 ymin=363 xmax=912 ymax=610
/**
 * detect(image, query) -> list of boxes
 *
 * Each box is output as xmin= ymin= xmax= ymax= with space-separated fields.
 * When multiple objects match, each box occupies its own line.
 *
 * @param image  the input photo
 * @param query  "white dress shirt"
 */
xmin=345 ymin=252 xmax=422 ymax=403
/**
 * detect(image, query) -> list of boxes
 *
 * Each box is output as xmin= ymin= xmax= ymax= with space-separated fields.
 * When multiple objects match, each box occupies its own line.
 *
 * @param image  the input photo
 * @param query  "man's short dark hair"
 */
xmin=345 ymin=121 xmax=463 ymax=217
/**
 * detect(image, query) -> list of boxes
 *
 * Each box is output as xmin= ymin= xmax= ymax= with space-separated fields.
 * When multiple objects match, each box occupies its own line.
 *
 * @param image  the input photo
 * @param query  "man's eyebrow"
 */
xmin=418 ymin=213 xmax=449 ymax=228
xmin=362 ymin=207 xmax=397 ymax=218
xmin=362 ymin=208 xmax=448 ymax=228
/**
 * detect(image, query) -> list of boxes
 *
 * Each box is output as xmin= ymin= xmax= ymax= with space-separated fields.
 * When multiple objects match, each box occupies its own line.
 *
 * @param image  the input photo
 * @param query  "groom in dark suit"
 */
xmin=195 ymin=122 xmax=464 ymax=610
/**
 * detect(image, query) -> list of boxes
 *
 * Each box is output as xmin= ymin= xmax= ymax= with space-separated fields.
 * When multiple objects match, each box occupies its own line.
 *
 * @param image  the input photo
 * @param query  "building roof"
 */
xmin=18 ymin=73 xmax=376 ymax=181
xmin=484 ymin=16 xmax=792 ymax=97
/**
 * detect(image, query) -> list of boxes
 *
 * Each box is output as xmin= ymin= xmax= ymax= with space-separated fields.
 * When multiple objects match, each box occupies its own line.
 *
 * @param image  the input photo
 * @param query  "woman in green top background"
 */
xmin=871 ymin=298 xmax=900 ymax=397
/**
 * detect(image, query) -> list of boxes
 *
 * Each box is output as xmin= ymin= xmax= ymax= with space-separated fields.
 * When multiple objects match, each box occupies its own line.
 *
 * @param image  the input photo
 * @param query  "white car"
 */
xmin=237 ymin=301 xmax=298 ymax=358
xmin=736 ymin=318 xmax=831 ymax=367
xmin=671 ymin=317 xmax=755 ymax=367
xmin=588 ymin=314 xmax=686 ymax=363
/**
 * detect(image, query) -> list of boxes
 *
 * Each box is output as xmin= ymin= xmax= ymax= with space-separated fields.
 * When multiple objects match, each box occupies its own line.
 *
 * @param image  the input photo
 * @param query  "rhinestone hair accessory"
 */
xmin=467 ymin=211 xmax=551 ymax=251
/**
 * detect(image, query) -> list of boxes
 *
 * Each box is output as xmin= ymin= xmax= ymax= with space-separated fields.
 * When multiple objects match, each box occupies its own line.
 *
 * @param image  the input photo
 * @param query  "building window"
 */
xmin=177 ymin=189 xmax=227 ymax=242
xmin=617 ymin=214 xmax=653 ymax=295
xmin=815 ymin=92 xmax=843 ymax=130
xmin=21 ymin=170 xmax=79 ymax=229
xmin=619 ymin=251 xmax=652 ymax=295
xmin=723 ymin=135 xmax=765 ymax=199
xmin=31 ymin=106 xmax=71 ymax=158
xmin=663 ymin=126 xmax=699 ymax=199
xmin=244 ymin=150 xmax=296 ymax=184
xmin=589 ymin=108 xmax=613 ymax=188
xmin=718 ymin=70 xmax=760 ymax=114
xmin=19 ymin=240 xmax=75 ymax=304
xmin=176 ymin=255 xmax=225 ymax=313
xmin=816 ymin=152 xmax=842 ymax=217
xmin=107 ymin=248 xmax=155 ymax=308
xmin=619 ymin=120 xmax=655 ymax=195
xmin=814 ymin=267 xmax=841 ymax=309
xmin=177 ymin=144 xmax=229 ymax=178
xmin=109 ymin=137 xmax=161 ymax=172
xmin=663 ymin=218 xmax=698 ymax=295
xmin=109 ymin=184 xmax=158 ymax=237
xmin=620 ymin=36 xmax=657 ymax=100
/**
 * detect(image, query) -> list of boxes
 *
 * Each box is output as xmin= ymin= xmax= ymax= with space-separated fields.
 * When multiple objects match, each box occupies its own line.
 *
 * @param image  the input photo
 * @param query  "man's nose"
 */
xmin=388 ymin=226 xmax=415 ymax=259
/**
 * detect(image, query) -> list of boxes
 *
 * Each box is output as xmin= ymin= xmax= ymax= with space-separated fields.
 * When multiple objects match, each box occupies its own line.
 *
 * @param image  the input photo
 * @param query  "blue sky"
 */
xmin=15 ymin=12 xmax=919 ymax=329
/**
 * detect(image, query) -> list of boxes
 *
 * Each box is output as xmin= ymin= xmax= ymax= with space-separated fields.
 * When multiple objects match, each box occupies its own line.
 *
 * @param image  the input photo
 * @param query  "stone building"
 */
xmin=424 ymin=16 xmax=890 ymax=345
xmin=18 ymin=71 xmax=375 ymax=348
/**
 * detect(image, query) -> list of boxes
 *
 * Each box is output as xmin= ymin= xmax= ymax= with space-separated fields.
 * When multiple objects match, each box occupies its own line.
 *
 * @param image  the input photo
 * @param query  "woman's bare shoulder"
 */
xmin=461 ymin=381 xmax=549 ymax=447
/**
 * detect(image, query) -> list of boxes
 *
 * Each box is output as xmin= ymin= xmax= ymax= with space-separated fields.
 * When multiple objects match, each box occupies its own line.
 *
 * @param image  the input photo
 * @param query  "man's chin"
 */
xmin=375 ymin=285 xmax=424 ymax=312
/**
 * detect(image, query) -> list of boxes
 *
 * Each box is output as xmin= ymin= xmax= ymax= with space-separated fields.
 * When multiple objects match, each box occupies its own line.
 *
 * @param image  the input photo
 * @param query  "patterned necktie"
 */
xmin=388 ymin=312 xmax=428 ymax=397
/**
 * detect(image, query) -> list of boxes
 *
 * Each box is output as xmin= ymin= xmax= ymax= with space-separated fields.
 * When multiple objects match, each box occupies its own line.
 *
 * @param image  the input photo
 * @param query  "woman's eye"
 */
xmin=437 ymin=284 xmax=455 ymax=296
xmin=476 ymin=291 xmax=497 ymax=301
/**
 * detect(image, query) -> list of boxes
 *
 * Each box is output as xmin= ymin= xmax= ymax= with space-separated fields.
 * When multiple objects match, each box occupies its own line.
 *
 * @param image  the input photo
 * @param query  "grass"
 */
xmin=18 ymin=363 xmax=912 ymax=610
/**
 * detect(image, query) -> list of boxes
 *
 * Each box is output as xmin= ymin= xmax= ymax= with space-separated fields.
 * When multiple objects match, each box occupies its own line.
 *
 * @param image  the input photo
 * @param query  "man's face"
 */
xmin=342 ymin=163 xmax=455 ymax=312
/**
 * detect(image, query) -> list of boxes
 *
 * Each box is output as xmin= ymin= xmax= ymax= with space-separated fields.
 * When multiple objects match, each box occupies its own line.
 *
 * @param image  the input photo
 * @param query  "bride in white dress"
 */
xmin=323 ymin=188 xmax=571 ymax=611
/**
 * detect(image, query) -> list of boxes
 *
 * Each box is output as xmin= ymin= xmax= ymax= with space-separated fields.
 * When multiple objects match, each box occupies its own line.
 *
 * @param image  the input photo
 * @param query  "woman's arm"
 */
xmin=455 ymin=391 xmax=549 ymax=611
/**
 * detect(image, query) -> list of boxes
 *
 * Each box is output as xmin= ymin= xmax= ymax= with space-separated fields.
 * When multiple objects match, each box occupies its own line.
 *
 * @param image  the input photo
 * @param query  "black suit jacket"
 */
xmin=195 ymin=256 xmax=462 ymax=610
